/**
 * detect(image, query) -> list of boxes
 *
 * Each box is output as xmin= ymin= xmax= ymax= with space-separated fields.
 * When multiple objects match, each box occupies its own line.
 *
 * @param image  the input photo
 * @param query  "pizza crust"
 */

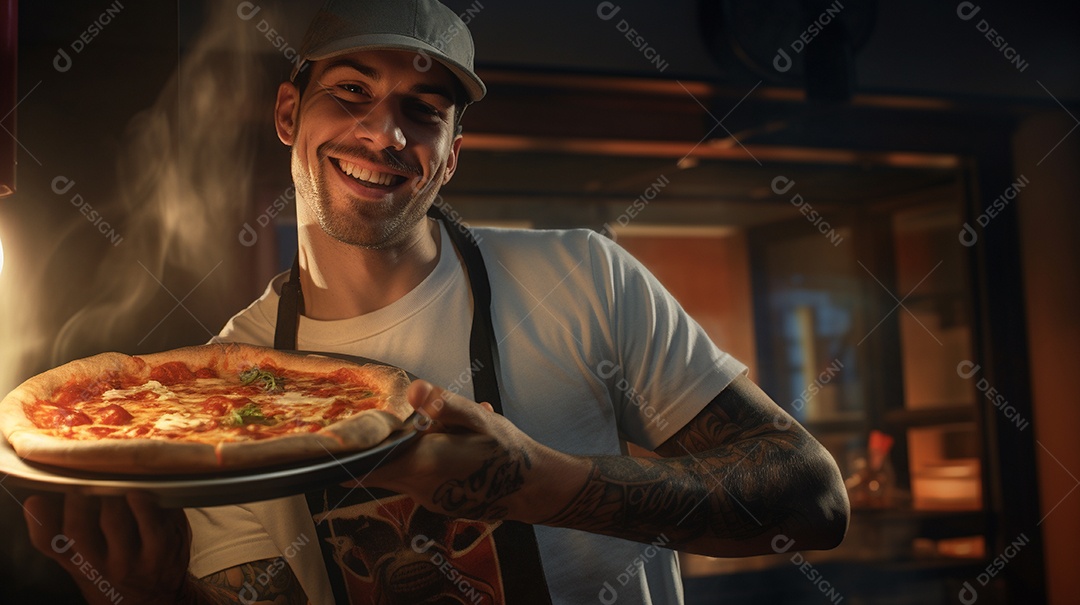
xmin=0 ymin=344 xmax=414 ymax=474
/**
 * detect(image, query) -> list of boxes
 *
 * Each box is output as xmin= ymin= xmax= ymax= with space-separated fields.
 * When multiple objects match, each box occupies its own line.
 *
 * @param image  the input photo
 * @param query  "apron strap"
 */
xmin=274 ymin=253 xmax=303 ymax=350
xmin=425 ymin=204 xmax=503 ymax=411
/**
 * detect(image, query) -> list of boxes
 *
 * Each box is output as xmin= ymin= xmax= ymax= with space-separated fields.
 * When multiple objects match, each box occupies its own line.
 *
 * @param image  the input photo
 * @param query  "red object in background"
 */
xmin=846 ymin=430 xmax=897 ymax=509
xmin=0 ymin=0 xmax=15 ymax=197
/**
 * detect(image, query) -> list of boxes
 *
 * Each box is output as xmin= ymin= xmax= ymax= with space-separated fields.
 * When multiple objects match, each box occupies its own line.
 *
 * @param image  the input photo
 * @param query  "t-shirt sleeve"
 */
xmin=209 ymin=272 xmax=285 ymax=346
xmin=186 ymin=505 xmax=282 ymax=578
xmin=588 ymin=232 xmax=748 ymax=449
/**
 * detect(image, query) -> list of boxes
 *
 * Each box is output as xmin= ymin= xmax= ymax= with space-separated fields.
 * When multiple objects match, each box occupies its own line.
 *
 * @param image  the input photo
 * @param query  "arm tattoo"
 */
xmin=181 ymin=557 xmax=309 ymax=604
xmin=432 ymin=438 xmax=532 ymax=521
xmin=543 ymin=377 xmax=825 ymax=550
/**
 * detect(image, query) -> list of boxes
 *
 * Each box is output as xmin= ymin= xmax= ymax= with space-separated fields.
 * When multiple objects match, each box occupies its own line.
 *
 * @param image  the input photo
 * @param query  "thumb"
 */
xmin=407 ymin=380 xmax=489 ymax=432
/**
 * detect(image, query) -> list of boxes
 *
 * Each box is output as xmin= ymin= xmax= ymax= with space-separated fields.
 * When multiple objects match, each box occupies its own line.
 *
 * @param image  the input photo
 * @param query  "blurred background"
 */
xmin=1 ymin=0 xmax=1077 ymax=603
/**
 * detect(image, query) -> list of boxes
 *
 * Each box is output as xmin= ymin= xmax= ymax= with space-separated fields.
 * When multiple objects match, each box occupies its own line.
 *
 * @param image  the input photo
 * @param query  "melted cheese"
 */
xmin=270 ymin=390 xmax=339 ymax=408
xmin=44 ymin=371 xmax=384 ymax=443
xmin=153 ymin=413 xmax=203 ymax=432
xmin=102 ymin=380 xmax=177 ymax=402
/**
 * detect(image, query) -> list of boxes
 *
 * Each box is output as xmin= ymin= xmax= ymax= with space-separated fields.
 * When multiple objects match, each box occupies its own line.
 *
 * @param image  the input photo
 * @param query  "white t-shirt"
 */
xmin=186 ymin=222 xmax=746 ymax=604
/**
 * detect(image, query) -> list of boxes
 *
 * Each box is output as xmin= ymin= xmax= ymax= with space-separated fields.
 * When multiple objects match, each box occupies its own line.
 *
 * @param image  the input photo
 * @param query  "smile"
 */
xmin=334 ymin=159 xmax=408 ymax=188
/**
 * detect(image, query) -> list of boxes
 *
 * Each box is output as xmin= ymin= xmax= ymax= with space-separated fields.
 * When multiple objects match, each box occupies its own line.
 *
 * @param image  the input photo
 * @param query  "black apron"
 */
xmin=273 ymin=206 xmax=553 ymax=605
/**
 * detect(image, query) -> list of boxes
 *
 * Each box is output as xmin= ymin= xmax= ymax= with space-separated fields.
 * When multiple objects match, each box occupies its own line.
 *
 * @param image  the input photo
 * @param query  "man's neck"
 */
xmin=297 ymin=219 xmax=441 ymax=321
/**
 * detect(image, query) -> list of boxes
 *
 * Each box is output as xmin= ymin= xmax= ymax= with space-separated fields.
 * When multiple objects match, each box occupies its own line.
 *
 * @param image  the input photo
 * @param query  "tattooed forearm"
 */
xmin=177 ymin=558 xmax=309 ymax=604
xmin=542 ymin=375 xmax=848 ymax=555
xmin=432 ymin=438 xmax=532 ymax=521
xmin=543 ymin=435 xmax=805 ymax=547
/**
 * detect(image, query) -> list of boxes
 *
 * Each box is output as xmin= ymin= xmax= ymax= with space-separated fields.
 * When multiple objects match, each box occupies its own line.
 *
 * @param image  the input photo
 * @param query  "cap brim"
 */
xmin=292 ymin=33 xmax=486 ymax=103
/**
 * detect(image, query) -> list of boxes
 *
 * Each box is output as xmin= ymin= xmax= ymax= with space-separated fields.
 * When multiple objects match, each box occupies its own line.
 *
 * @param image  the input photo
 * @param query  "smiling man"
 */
xmin=280 ymin=47 xmax=466 ymax=321
xmin=24 ymin=1 xmax=848 ymax=603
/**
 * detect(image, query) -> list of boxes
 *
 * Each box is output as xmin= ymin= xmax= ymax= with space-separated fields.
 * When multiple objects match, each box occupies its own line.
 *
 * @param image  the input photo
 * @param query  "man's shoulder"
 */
xmin=471 ymin=226 xmax=612 ymax=258
xmin=213 ymin=271 xmax=286 ymax=344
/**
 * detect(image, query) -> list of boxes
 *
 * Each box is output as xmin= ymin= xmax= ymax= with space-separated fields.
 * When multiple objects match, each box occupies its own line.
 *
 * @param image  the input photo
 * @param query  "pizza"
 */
xmin=0 ymin=343 xmax=414 ymax=474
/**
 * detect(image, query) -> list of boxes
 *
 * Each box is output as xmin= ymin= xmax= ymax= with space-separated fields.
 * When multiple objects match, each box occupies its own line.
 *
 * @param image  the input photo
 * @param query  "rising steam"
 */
xmin=47 ymin=2 xmax=283 ymax=364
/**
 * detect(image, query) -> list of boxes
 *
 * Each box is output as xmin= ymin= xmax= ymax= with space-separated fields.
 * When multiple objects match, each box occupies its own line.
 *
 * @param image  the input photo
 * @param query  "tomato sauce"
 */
xmin=199 ymin=396 xmax=232 ymax=416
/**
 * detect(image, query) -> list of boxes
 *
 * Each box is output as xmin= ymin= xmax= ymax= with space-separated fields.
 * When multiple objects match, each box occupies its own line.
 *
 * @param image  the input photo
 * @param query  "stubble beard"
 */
xmin=294 ymin=153 xmax=437 ymax=250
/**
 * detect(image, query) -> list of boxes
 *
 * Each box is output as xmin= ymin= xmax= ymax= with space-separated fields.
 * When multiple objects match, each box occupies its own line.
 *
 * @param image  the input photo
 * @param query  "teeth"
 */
xmin=338 ymin=160 xmax=396 ymax=186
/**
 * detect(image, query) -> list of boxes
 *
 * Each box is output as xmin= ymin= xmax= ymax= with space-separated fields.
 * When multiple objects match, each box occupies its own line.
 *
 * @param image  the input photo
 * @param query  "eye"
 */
xmin=338 ymin=83 xmax=367 ymax=96
xmin=319 ymin=81 xmax=371 ymax=103
xmin=408 ymin=100 xmax=446 ymax=122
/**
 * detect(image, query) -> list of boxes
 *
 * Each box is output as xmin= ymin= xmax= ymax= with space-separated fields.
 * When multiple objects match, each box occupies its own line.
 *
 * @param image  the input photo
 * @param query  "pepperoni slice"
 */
xmin=29 ymin=404 xmax=92 ymax=429
xmin=194 ymin=367 xmax=217 ymax=379
xmin=54 ymin=383 xmax=97 ymax=408
xmin=98 ymin=404 xmax=133 ymax=426
xmin=58 ymin=409 xmax=92 ymax=427
xmin=150 ymin=361 xmax=196 ymax=385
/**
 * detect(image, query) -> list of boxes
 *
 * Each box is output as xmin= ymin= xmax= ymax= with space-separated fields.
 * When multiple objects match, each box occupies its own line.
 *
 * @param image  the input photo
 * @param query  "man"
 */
xmin=24 ymin=0 xmax=849 ymax=603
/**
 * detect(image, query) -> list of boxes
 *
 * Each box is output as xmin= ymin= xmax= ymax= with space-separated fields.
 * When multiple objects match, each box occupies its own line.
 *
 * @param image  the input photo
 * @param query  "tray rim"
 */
xmin=0 ymin=418 xmax=420 ymax=508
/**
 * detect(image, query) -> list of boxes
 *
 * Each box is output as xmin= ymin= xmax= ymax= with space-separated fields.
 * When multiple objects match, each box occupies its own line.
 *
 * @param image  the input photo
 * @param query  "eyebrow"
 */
xmin=321 ymin=59 xmax=457 ymax=105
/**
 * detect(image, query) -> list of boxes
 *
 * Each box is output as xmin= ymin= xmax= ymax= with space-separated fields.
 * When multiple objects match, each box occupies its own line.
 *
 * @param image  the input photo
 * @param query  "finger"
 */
xmin=24 ymin=494 xmax=65 ymax=559
xmin=408 ymin=379 xmax=457 ymax=416
xmin=127 ymin=491 xmax=189 ymax=559
xmin=406 ymin=380 xmax=441 ymax=432
xmin=63 ymin=493 xmax=105 ymax=563
xmin=407 ymin=379 xmax=438 ymax=413
xmin=408 ymin=381 xmax=487 ymax=432
xmin=100 ymin=496 xmax=140 ymax=569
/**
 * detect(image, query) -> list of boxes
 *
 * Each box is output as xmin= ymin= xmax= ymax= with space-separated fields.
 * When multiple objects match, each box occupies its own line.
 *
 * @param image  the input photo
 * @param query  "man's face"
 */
xmin=275 ymin=49 xmax=464 ymax=249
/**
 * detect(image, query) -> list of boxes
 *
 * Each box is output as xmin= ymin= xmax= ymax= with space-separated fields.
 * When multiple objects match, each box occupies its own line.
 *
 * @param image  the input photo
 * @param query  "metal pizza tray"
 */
xmin=0 ymin=419 xmax=419 ymax=508
xmin=0 ymin=350 xmax=423 ymax=508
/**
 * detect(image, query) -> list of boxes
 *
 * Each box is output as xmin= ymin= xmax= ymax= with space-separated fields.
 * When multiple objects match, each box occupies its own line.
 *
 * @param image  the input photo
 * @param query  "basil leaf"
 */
xmin=228 ymin=402 xmax=274 ymax=427
xmin=239 ymin=367 xmax=284 ymax=392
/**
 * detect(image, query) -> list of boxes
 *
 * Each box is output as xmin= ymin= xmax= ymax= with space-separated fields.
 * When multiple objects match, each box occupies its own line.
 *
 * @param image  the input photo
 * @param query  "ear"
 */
xmin=440 ymin=134 xmax=465 ymax=185
xmin=275 ymin=81 xmax=300 ymax=146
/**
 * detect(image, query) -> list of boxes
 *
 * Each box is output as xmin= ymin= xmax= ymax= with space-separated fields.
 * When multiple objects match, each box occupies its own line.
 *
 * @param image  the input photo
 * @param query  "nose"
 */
xmin=352 ymin=102 xmax=406 ymax=152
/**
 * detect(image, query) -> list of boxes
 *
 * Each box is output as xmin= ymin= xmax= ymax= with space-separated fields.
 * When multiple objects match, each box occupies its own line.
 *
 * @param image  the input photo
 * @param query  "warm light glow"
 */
xmin=0 ymin=232 xmax=5 ymax=277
